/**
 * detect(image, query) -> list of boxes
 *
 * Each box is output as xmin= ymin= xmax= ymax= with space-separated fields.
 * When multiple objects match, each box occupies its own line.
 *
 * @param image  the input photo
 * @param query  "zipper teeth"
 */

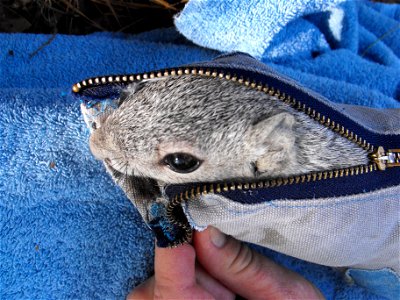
xmin=72 ymin=68 xmax=374 ymax=152
xmin=165 ymin=163 xmax=377 ymax=220
xmin=73 ymin=67 xmax=378 ymax=246
xmin=394 ymin=152 xmax=400 ymax=164
xmin=169 ymin=224 xmax=193 ymax=248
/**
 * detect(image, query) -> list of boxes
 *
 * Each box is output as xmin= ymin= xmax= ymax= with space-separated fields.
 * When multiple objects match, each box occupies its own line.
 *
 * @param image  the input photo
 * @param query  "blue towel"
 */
xmin=175 ymin=0 xmax=400 ymax=108
xmin=0 ymin=31 xmax=216 ymax=299
xmin=1 ymin=0 xmax=399 ymax=298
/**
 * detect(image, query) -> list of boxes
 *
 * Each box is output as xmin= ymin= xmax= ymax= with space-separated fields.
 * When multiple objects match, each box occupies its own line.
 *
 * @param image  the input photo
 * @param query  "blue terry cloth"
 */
xmin=175 ymin=0 xmax=347 ymax=58
xmin=345 ymin=268 xmax=400 ymax=300
xmin=0 ymin=31 xmax=215 ymax=300
xmin=175 ymin=0 xmax=400 ymax=109
xmin=0 ymin=9 xmax=398 ymax=300
xmin=0 ymin=30 xmax=215 ymax=89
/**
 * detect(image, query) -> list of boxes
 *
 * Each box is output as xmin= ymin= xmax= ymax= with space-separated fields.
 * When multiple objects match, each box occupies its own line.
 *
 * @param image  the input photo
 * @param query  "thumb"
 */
xmin=194 ymin=227 xmax=324 ymax=300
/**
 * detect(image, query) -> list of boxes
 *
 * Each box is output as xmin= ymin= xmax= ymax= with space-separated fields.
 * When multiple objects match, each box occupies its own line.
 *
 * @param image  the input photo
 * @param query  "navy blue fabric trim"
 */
xmin=165 ymin=167 xmax=400 ymax=204
xmin=77 ymin=82 xmax=126 ymax=100
xmin=184 ymin=60 xmax=399 ymax=149
xmin=177 ymin=55 xmax=400 ymax=202
xmin=74 ymin=53 xmax=399 ymax=202
xmin=148 ymin=202 xmax=189 ymax=247
xmin=74 ymin=54 xmax=399 ymax=147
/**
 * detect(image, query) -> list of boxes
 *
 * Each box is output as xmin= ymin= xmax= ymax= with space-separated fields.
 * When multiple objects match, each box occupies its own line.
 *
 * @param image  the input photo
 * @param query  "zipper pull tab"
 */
xmin=371 ymin=146 xmax=400 ymax=170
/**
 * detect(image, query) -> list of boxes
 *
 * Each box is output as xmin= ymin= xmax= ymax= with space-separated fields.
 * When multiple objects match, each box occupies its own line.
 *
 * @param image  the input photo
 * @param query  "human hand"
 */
xmin=127 ymin=227 xmax=324 ymax=299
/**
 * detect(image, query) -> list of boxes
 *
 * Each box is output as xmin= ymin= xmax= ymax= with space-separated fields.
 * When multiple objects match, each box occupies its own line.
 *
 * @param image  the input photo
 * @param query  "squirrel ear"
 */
xmin=250 ymin=112 xmax=296 ymax=175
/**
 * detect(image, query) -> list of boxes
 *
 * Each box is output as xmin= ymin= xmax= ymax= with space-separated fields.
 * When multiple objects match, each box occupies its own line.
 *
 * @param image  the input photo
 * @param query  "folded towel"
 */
xmin=175 ymin=0 xmax=400 ymax=108
xmin=175 ymin=0 xmax=346 ymax=58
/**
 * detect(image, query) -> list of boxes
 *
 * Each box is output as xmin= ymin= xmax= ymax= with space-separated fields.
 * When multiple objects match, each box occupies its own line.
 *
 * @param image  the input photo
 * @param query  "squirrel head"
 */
xmin=89 ymin=76 xmax=299 ymax=186
xmin=88 ymin=75 xmax=368 ymax=201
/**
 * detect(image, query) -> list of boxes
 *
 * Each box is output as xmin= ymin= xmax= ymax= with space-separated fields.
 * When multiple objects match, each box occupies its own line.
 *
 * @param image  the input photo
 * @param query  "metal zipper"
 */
xmin=370 ymin=147 xmax=400 ymax=171
xmin=72 ymin=68 xmax=399 ymax=246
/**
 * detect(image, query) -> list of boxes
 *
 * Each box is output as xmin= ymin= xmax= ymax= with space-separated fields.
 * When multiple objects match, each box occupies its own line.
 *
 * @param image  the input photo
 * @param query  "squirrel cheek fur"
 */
xmin=89 ymin=75 xmax=369 ymax=190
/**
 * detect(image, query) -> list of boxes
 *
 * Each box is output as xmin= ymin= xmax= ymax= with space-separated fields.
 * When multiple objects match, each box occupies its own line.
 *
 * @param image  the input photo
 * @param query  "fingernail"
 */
xmin=209 ymin=226 xmax=227 ymax=248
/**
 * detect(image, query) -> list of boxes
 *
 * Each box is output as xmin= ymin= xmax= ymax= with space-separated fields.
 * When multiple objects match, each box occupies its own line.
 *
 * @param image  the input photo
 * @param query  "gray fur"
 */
xmin=90 ymin=75 xmax=369 ymax=189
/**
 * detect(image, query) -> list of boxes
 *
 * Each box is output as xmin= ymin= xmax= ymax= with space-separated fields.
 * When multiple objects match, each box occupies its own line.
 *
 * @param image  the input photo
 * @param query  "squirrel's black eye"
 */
xmin=163 ymin=153 xmax=201 ymax=173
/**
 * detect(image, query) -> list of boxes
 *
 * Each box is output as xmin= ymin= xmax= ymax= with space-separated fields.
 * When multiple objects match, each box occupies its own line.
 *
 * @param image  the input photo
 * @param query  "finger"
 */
xmin=154 ymin=243 xmax=197 ymax=290
xmin=127 ymin=243 xmax=232 ymax=299
xmin=195 ymin=263 xmax=235 ymax=300
xmin=126 ymin=276 xmax=155 ymax=300
xmin=153 ymin=244 xmax=215 ymax=299
xmin=194 ymin=227 xmax=324 ymax=300
xmin=128 ymin=265 xmax=232 ymax=300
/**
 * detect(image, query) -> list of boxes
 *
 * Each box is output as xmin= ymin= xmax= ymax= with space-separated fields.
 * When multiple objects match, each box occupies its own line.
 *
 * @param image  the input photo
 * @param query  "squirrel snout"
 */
xmin=89 ymin=130 xmax=108 ymax=161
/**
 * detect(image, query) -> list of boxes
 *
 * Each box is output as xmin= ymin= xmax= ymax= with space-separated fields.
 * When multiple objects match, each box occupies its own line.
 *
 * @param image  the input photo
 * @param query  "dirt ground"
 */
xmin=0 ymin=0 xmax=187 ymax=34
xmin=0 ymin=0 xmax=397 ymax=35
